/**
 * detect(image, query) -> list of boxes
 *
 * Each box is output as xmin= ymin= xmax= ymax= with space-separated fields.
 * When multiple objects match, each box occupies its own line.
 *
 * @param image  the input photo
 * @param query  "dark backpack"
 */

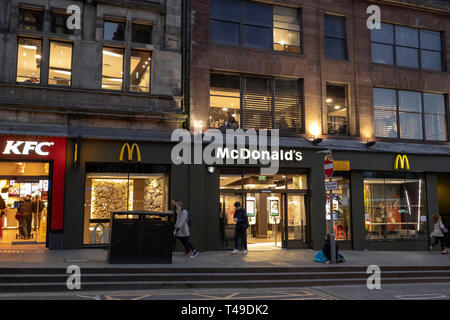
xmin=184 ymin=209 xmax=192 ymax=227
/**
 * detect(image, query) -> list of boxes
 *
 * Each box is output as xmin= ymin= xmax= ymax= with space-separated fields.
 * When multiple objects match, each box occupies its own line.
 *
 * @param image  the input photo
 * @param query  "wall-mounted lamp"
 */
xmin=312 ymin=137 xmax=323 ymax=145
xmin=365 ymin=141 xmax=376 ymax=147
xmin=207 ymin=166 xmax=215 ymax=175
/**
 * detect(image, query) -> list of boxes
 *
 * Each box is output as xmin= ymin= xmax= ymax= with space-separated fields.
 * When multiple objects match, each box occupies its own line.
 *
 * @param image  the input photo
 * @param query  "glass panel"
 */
xmin=287 ymin=195 xmax=307 ymax=241
xmin=395 ymin=26 xmax=418 ymax=47
xmin=424 ymin=114 xmax=446 ymax=141
xmin=130 ymin=50 xmax=151 ymax=93
xmin=243 ymin=1 xmax=272 ymax=27
xmin=210 ymin=20 xmax=239 ymax=46
xmin=242 ymin=25 xmax=271 ymax=49
xmin=103 ymin=21 xmax=125 ymax=41
xmin=373 ymin=88 xmax=396 ymax=110
xmin=49 ymin=41 xmax=72 ymax=86
xmin=286 ymin=175 xmax=308 ymax=189
xmin=19 ymin=9 xmax=44 ymax=31
xmin=83 ymin=173 xmax=168 ymax=245
xmin=210 ymin=0 xmax=241 ymax=22
xmin=370 ymin=23 xmax=394 ymax=44
xmin=243 ymin=175 xmax=286 ymax=190
xmin=325 ymin=15 xmax=346 ymax=38
xmin=421 ymin=50 xmax=442 ymax=71
xmin=16 ymin=38 xmax=42 ymax=84
xmin=395 ymin=47 xmax=419 ymax=68
xmin=273 ymin=6 xmax=300 ymax=31
xmin=210 ymin=73 xmax=241 ymax=129
xmin=325 ymin=37 xmax=347 ymax=60
xmin=371 ymin=43 xmax=394 ymax=65
xmin=273 ymin=29 xmax=300 ymax=53
xmin=420 ymin=30 xmax=442 ymax=51
xmin=326 ymin=176 xmax=351 ymax=240
xmin=400 ymin=112 xmax=423 ymax=140
xmin=399 ymin=90 xmax=422 ymax=112
xmin=219 ymin=193 xmax=243 ymax=249
xmin=132 ymin=24 xmax=152 ymax=44
xmin=52 ymin=14 xmax=74 ymax=35
xmin=374 ymin=109 xmax=397 ymax=138
xmin=102 ymin=47 xmax=124 ymax=90
xmin=364 ymin=178 xmax=387 ymax=240
xmin=326 ymin=84 xmax=348 ymax=135
xmin=220 ymin=174 xmax=242 ymax=190
xmin=424 ymin=93 xmax=445 ymax=115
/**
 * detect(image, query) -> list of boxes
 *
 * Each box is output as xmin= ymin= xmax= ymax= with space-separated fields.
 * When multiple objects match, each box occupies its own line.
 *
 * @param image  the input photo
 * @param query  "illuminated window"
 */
xmin=273 ymin=6 xmax=300 ymax=53
xmin=49 ymin=41 xmax=72 ymax=86
xmin=326 ymin=84 xmax=349 ymax=135
xmin=210 ymin=73 xmax=241 ymax=129
xmin=16 ymin=38 xmax=42 ymax=84
xmin=130 ymin=50 xmax=151 ymax=93
xmin=102 ymin=47 xmax=124 ymax=91
xmin=19 ymin=9 xmax=44 ymax=31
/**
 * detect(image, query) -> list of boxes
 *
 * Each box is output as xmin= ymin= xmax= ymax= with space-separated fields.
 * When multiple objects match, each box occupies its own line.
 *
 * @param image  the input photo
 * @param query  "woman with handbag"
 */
xmin=429 ymin=214 xmax=448 ymax=254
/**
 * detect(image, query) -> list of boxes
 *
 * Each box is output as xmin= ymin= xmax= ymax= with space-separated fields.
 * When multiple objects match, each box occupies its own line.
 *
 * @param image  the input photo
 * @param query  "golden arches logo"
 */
xmin=119 ymin=143 xmax=141 ymax=162
xmin=394 ymin=154 xmax=410 ymax=170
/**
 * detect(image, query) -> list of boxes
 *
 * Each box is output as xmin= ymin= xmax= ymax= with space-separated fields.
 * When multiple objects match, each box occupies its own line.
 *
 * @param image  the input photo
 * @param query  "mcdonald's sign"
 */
xmin=394 ymin=154 xmax=410 ymax=170
xmin=119 ymin=143 xmax=142 ymax=162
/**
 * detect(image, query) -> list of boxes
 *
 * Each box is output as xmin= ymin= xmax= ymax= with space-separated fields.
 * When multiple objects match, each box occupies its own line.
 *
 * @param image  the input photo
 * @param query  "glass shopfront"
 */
xmin=83 ymin=164 xmax=169 ymax=245
xmin=364 ymin=172 xmax=427 ymax=240
xmin=219 ymin=170 xmax=309 ymax=249
xmin=325 ymin=174 xmax=351 ymax=241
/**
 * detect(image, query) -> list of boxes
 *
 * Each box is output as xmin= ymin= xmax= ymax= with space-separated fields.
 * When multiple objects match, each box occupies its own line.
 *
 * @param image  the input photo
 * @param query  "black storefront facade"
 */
xmin=60 ymin=137 xmax=450 ymax=252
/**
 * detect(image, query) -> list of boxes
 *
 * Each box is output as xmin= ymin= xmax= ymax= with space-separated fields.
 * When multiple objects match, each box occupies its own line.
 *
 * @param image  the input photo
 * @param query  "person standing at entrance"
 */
xmin=172 ymin=199 xmax=198 ymax=258
xmin=232 ymin=201 xmax=249 ymax=255
xmin=18 ymin=195 xmax=33 ymax=239
xmin=0 ymin=195 xmax=5 ymax=238
xmin=429 ymin=214 xmax=448 ymax=254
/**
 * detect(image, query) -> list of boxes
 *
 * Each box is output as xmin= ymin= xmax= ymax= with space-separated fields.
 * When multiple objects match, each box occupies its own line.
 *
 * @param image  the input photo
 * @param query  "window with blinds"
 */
xmin=210 ymin=73 xmax=303 ymax=134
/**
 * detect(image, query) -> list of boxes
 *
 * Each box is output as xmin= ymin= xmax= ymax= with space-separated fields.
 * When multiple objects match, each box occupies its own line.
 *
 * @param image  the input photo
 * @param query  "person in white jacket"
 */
xmin=429 ymin=214 xmax=448 ymax=254
xmin=172 ymin=199 xmax=198 ymax=258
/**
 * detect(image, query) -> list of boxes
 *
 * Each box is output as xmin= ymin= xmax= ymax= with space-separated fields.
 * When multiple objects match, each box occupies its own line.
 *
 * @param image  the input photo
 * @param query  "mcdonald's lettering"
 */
xmin=119 ymin=143 xmax=141 ymax=162
xmin=394 ymin=154 xmax=410 ymax=170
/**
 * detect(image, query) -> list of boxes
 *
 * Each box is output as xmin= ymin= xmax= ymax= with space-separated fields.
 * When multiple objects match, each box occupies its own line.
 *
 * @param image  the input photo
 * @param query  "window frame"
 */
xmin=101 ymin=46 xmax=125 ymax=92
xmin=371 ymin=23 xmax=445 ymax=72
xmin=373 ymin=87 xmax=448 ymax=142
xmin=325 ymin=82 xmax=350 ymax=136
xmin=15 ymin=36 xmax=43 ymax=85
xmin=210 ymin=0 xmax=301 ymax=53
xmin=48 ymin=40 xmax=74 ymax=88
xmin=324 ymin=14 xmax=348 ymax=60
xmin=18 ymin=7 xmax=45 ymax=32
xmin=129 ymin=49 xmax=152 ymax=94
xmin=103 ymin=18 xmax=126 ymax=42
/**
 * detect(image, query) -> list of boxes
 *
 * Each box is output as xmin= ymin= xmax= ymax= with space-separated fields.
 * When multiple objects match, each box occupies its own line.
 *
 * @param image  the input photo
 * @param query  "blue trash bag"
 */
xmin=314 ymin=250 xmax=346 ymax=263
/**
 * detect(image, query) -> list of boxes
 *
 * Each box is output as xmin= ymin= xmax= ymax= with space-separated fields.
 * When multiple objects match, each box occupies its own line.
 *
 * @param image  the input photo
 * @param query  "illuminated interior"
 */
xmin=273 ymin=6 xmax=301 ymax=53
xmin=16 ymin=38 xmax=42 ymax=83
xmin=210 ymin=74 xmax=241 ymax=129
xmin=102 ymin=47 xmax=124 ymax=90
xmin=326 ymin=84 xmax=348 ymax=135
xmin=49 ymin=41 xmax=72 ymax=86
xmin=130 ymin=50 xmax=151 ymax=93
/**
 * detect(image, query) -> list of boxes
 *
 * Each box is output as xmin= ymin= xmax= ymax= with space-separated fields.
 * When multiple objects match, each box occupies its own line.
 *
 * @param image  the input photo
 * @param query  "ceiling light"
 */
xmin=335 ymin=105 xmax=340 ymax=109
xmin=103 ymin=50 xmax=122 ymax=58
xmin=23 ymin=45 xmax=37 ymax=50
xmin=326 ymin=98 xmax=333 ymax=103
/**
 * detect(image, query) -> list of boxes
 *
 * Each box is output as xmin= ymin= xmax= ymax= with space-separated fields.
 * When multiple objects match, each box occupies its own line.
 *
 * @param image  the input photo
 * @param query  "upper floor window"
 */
xmin=16 ymin=37 xmax=42 ymax=83
xmin=326 ymin=84 xmax=349 ymax=135
xmin=373 ymin=88 xmax=447 ymax=141
xmin=49 ymin=41 xmax=73 ymax=86
xmin=210 ymin=73 xmax=303 ymax=134
xmin=102 ymin=47 xmax=124 ymax=90
xmin=371 ymin=23 xmax=444 ymax=71
xmin=130 ymin=50 xmax=151 ymax=93
xmin=132 ymin=24 xmax=152 ymax=44
xmin=210 ymin=0 xmax=301 ymax=53
xmin=19 ymin=8 xmax=44 ymax=31
xmin=103 ymin=20 xmax=125 ymax=41
xmin=324 ymin=15 xmax=348 ymax=60
xmin=52 ymin=12 xmax=75 ymax=35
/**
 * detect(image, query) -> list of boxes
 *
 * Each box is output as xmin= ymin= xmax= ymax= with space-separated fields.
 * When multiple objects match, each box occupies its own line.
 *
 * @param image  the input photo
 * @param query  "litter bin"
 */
xmin=107 ymin=211 xmax=175 ymax=264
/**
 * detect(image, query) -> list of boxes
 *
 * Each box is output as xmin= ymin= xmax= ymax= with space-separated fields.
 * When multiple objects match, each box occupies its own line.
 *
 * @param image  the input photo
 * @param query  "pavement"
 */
xmin=0 ymin=246 xmax=449 ymax=268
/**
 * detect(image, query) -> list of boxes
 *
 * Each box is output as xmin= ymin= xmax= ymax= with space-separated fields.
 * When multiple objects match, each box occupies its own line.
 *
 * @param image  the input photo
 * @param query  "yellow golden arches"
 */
xmin=119 ymin=143 xmax=142 ymax=162
xmin=394 ymin=154 xmax=410 ymax=170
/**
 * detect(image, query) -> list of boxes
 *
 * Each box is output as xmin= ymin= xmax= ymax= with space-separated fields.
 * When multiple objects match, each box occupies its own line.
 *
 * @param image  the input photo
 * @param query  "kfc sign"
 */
xmin=2 ymin=140 xmax=55 ymax=156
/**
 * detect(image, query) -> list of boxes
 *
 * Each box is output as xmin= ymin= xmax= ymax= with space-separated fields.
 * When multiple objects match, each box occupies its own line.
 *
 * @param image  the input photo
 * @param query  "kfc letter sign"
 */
xmin=2 ymin=141 xmax=55 ymax=156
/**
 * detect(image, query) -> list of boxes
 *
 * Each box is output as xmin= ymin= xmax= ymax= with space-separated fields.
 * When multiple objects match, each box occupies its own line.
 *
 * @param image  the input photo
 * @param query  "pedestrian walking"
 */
xmin=172 ymin=199 xmax=198 ymax=258
xmin=232 ymin=201 xmax=249 ymax=255
xmin=429 ymin=214 xmax=448 ymax=254
xmin=18 ymin=195 xmax=33 ymax=239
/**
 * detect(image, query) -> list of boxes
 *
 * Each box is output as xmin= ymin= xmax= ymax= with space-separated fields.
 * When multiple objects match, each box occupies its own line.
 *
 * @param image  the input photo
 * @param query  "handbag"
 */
xmin=15 ymin=213 xmax=22 ymax=221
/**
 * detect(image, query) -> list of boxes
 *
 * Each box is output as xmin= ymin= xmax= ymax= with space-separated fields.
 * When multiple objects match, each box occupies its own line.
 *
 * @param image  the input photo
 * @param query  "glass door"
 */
xmin=283 ymin=194 xmax=308 ymax=248
xmin=219 ymin=193 xmax=243 ymax=250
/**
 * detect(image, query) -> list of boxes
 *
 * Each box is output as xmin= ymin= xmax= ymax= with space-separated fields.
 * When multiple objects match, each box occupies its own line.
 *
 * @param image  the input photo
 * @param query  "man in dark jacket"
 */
xmin=232 ymin=201 xmax=249 ymax=255
xmin=18 ymin=195 xmax=33 ymax=239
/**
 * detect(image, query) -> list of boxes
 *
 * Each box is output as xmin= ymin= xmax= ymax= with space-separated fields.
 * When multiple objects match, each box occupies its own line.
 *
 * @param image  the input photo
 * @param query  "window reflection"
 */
xmin=16 ymin=38 xmax=42 ymax=84
xmin=19 ymin=9 xmax=44 ymax=31
xmin=273 ymin=6 xmax=300 ymax=53
xmin=103 ymin=21 xmax=125 ymax=41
